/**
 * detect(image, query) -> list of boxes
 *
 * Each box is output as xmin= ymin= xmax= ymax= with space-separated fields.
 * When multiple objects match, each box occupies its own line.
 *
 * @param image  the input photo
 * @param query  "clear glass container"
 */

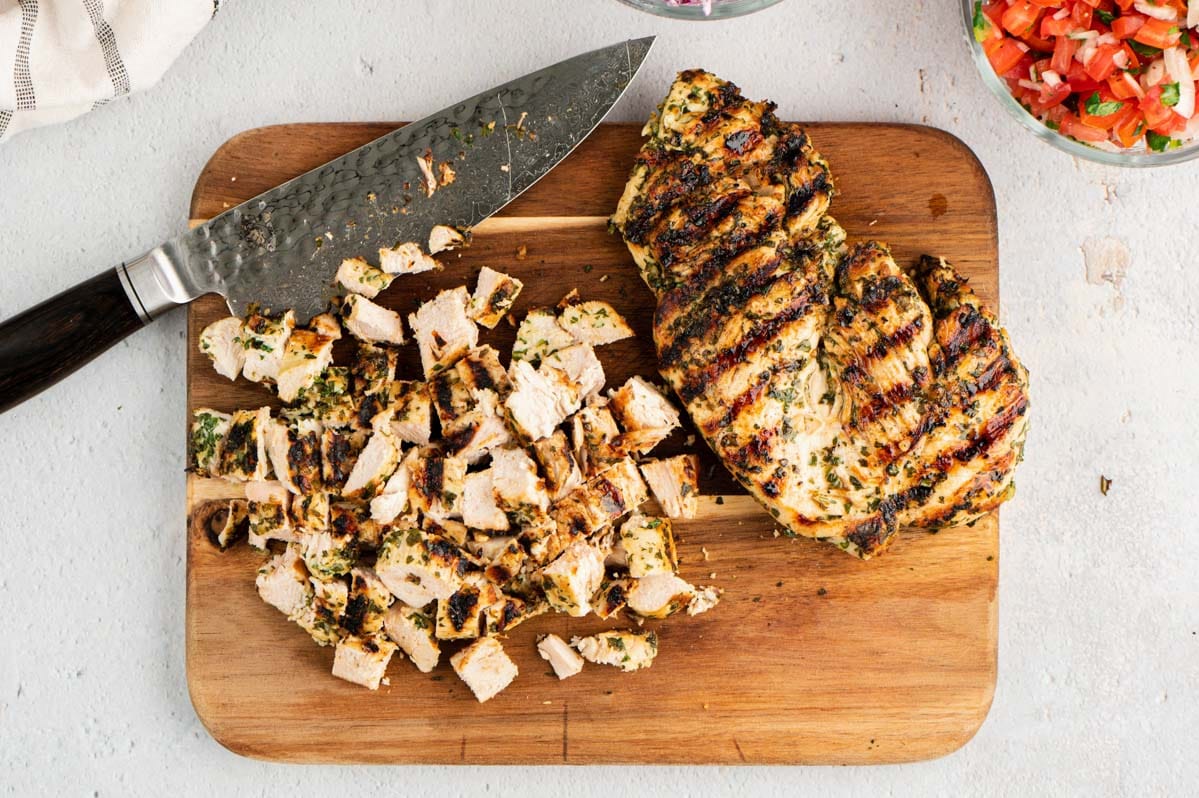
xmin=960 ymin=0 xmax=1199 ymax=167
xmin=617 ymin=0 xmax=785 ymax=21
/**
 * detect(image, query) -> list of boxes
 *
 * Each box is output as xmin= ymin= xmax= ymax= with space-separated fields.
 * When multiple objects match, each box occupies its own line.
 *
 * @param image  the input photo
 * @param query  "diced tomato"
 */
xmin=1110 ymin=13 xmax=1146 ymax=39
xmin=1072 ymin=3 xmax=1093 ymax=28
xmin=1003 ymin=2 xmax=1043 ymax=38
xmin=1150 ymin=111 xmax=1187 ymax=135
xmin=1134 ymin=18 xmax=1182 ymax=50
xmin=1041 ymin=15 xmax=1076 ymax=38
xmin=1108 ymin=71 xmax=1146 ymax=100
xmin=1114 ymin=109 xmax=1146 ymax=147
xmin=1066 ymin=60 xmax=1103 ymax=93
xmin=1052 ymin=34 xmax=1080 ymax=73
xmin=1085 ymin=45 xmax=1123 ymax=81
xmin=987 ymin=37 xmax=1030 ymax=76
xmin=1033 ymin=81 xmax=1074 ymax=112
xmin=1061 ymin=113 xmax=1111 ymax=141
xmin=1140 ymin=86 xmax=1176 ymax=128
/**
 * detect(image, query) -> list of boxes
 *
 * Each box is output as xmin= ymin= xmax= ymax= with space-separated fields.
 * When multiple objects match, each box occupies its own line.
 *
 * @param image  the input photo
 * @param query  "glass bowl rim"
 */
xmin=959 ymin=0 xmax=1199 ymax=168
xmin=615 ymin=0 xmax=787 ymax=21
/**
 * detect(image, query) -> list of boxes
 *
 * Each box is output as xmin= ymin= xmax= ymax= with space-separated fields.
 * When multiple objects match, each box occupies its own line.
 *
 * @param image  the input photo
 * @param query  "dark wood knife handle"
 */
xmin=0 ymin=268 xmax=147 ymax=414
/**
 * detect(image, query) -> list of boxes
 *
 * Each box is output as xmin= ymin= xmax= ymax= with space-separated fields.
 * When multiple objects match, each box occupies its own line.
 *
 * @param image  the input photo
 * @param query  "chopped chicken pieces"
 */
xmin=276 ymin=328 xmax=337 ymax=403
xmin=198 ymin=317 xmax=246 ymax=381
xmin=379 ymin=241 xmax=440 ymax=275
xmin=240 ymin=311 xmax=295 ymax=384
xmin=428 ymin=225 xmax=466 ymax=255
xmin=336 ymin=256 xmax=394 ymax=299
xmin=571 ymin=631 xmax=658 ymax=672
xmin=538 ymin=634 xmax=584 ymax=680
xmin=627 ymin=573 xmax=696 ymax=619
xmin=469 ymin=267 xmax=523 ymax=329
xmin=408 ymin=286 xmax=478 ymax=377
xmin=451 ymin=637 xmax=518 ymax=703
xmin=340 ymin=428 xmax=399 ymax=500
xmin=191 ymin=409 xmax=231 ymax=476
xmin=342 ymin=294 xmax=405 ymax=345
xmin=639 ymin=455 xmax=700 ymax=519
xmin=204 ymin=281 xmax=719 ymax=693
xmin=332 ymin=634 xmax=398 ymax=690
xmin=557 ymin=300 xmax=634 ymax=346
xmin=384 ymin=604 xmax=440 ymax=673
xmin=511 ymin=307 xmax=576 ymax=364
xmin=619 ymin=513 xmax=677 ymax=578
xmin=539 ymin=541 xmax=605 ymax=617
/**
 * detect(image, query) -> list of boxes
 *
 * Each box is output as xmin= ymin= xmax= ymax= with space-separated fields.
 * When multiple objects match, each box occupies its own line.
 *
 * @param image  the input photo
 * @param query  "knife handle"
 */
xmin=0 ymin=266 xmax=153 ymax=414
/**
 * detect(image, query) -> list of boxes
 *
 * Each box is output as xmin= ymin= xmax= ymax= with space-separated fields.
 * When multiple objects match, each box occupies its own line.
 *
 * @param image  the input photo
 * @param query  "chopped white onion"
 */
xmin=1042 ymin=70 xmax=1062 ymax=87
xmin=1190 ymin=4 xmax=1199 ymax=29
xmin=1018 ymin=79 xmax=1041 ymax=92
xmin=1067 ymin=30 xmax=1099 ymax=41
xmin=1097 ymin=32 xmax=1120 ymax=47
xmin=1164 ymin=46 xmax=1196 ymax=119
xmin=1120 ymin=71 xmax=1146 ymax=100
xmin=1143 ymin=58 xmax=1168 ymax=88
xmin=1134 ymin=1 xmax=1179 ymax=21
xmin=1053 ymin=7 xmax=1069 ymax=20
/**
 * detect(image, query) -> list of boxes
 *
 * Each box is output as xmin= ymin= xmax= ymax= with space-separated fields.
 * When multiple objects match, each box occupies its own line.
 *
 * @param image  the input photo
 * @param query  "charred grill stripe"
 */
xmin=676 ymin=283 xmax=823 ymax=403
xmin=654 ymin=223 xmax=783 ymax=323
xmin=463 ymin=359 xmax=497 ymax=393
xmin=651 ymin=190 xmax=750 ymax=266
xmin=701 ymin=369 xmax=774 ymax=435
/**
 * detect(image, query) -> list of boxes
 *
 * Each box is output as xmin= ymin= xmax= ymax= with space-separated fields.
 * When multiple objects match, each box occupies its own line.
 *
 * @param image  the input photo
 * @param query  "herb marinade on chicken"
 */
xmin=613 ymin=70 xmax=1029 ymax=558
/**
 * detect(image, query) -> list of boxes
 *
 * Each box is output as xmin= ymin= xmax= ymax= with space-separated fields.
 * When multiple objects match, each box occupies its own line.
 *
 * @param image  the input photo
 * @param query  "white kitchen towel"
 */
xmin=0 ymin=0 xmax=217 ymax=143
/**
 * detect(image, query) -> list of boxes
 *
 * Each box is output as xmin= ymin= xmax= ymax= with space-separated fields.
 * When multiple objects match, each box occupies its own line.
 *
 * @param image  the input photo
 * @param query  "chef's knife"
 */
xmin=0 ymin=37 xmax=655 ymax=414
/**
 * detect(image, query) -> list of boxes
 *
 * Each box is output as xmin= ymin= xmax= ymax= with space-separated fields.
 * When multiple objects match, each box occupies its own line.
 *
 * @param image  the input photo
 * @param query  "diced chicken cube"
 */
xmin=198 ymin=317 xmax=246 ymax=381
xmin=593 ymin=577 xmax=631 ymax=620
xmin=532 ymin=430 xmax=584 ymax=501
xmin=276 ymin=328 xmax=336 ymax=403
xmin=380 ymin=380 xmax=432 ymax=445
xmin=557 ymin=300 xmax=634 ymax=346
xmin=341 ymin=428 xmax=400 ymax=500
xmin=619 ymin=513 xmax=677 ymax=578
xmin=435 ymin=574 xmax=501 ymax=640
xmin=407 ymin=446 xmax=467 ymax=521
xmin=294 ymin=574 xmax=349 ymax=646
xmin=462 ymin=469 xmax=509 ymax=531
xmin=341 ymin=567 xmax=394 ymax=636
xmin=375 ymin=527 xmax=463 ymax=606
xmin=383 ymin=603 xmax=440 ymax=673
xmin=570 ymin=405 xmax=623 ymax=478
xmin=571 ymin=631 xmax=658 ymax=672
xmin=246 ymin=480 xmax=293 ymax=548
xmin=688 ymin=585 xmax=721 ymax=616
xmin=490 ymin=446 xmax=550 ymax=522
xmin=428 ymin=366 xmax=474 ymax=430
xmin=482 ymin=540 xmax=527 ymax=586
xmin=337 ymin=256 xmax=395 ymax=299
xmin=538 ymin=633 xmax=585 ymax=680
xmin=285 ymin=418 xmax=323 ymax=494
xmin=550 ymin=458 xmax=649 ymax=545
xmin=469 ymin=267 xmax=523 ymax=329
xmin=290 ymin=367 xmax=358 ymax=428
xmin=538 ymin=540 xmax=605 ymax=617
xmin=218 ymin=407 xmax=271 ymax=482
xmin=190 ymin=408 xmax=231 ymax=476
xmin=255 ymin=546 xmax=311 ymax=617
xmin=353 ymin=342 xmax=397 ymax=396
xmin=369 ymin=454 xmax=412 ymax=524
xmin=607 ymin=376 xmax=681 ymax=454
xmin=289 ymin=490 xmax=329 ymax=533
xmin=379 ymin=241 xmax=440 ymax=275
xmin=442 ymin=390 xmax=512 ymax=464
xmin=408 ymin=286 xmax=478 ymax=377
xmin=504 ymin=359 xmax=581 ymax=442
xmin=342 ymin=294 xmax=405 ymax=345
xmin=450 ymin=637 xmax=518 ymax=703
xmin=415 ymin=153 xmax=438 ymax=197
xmin=309 ymin=312 xmax=343 ymax=340
xmin=640 ymin=454 xmax=700 ymax=519
xmin=207 ymin=499 xmax=248 ymax=550
xmin=484 ymin=592 xmax=545 ymax=636
xmin=456 ymin=345 xmax=510 ymax=397
xmin=240 ymin=311 xmax=295 ymax=384
xmin=332 ymin=634 xmax=398 ymax=690
xmin=511 ymin=307 xmax=577 ymax=364
xmin=627 ymin=573 xmax=695 ymax=618
xmin=428 ymin=224 xmax=467 ymax=255
xmin=320 ymin=427 xmax=367 ymax=492
xmin=422 ymin=516 xmax=469 ymax=547
xmin=298 ymin=526 xmax=358 ymax=579
xmin=543 ymin=343 xmax=605 ymax=399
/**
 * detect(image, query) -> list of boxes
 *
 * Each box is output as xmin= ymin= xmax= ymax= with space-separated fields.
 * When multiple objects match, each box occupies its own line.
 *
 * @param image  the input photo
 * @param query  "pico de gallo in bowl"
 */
xmin=964 ymin=0 xmax=1199 ymax=164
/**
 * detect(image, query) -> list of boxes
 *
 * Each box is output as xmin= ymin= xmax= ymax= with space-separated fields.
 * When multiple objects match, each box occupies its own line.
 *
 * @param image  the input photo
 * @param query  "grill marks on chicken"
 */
xmin=614 ymin=71 xmax=1029 ymax=558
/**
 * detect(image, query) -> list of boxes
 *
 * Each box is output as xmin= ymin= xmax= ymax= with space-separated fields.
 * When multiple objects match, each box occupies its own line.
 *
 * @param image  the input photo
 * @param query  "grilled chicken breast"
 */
xmin=613 ymin=71 xmax=1029 ymax=558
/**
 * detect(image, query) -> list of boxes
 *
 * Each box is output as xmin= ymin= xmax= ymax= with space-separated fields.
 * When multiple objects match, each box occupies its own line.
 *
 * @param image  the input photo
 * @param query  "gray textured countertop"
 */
xmin=0 ymin=1 xmax=1194 ymax=794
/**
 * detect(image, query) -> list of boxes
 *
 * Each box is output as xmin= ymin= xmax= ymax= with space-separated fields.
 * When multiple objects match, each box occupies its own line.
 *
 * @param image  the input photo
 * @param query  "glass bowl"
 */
xmin=959 ymin=0 xmax=1199 ymax=167
xmin=617 ymin=0 xmax=785 ymax=20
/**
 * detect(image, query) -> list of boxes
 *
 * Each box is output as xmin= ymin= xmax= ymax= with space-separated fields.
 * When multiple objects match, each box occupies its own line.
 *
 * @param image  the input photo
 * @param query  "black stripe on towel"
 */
xmin=82 ymin=0 xmax=131 ymax=98
xmin=14 ymin=0 xmax=38 ymax=110
xmin=0 ymin=110 xmax=12 ymax=139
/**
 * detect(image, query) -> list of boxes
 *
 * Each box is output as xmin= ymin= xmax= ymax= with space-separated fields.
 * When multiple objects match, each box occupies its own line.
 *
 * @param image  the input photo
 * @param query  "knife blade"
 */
xmin=0 ymin=37 xmax=655 ymax=414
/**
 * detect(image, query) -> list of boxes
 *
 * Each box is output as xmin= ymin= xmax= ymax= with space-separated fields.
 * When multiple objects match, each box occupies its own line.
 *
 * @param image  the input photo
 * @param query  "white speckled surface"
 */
xmin=0 ymin=1 xmax=1196 ymax=794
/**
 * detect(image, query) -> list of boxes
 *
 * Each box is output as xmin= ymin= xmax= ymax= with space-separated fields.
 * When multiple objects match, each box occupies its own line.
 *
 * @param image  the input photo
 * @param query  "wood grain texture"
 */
xmin=186 ymin=123 xmax=1000 ymax=765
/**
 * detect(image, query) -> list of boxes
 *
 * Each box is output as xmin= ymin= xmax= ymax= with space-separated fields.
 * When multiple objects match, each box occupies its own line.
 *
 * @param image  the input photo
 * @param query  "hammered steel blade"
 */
xmin=156 ymin=37 xmax=655 ymax=322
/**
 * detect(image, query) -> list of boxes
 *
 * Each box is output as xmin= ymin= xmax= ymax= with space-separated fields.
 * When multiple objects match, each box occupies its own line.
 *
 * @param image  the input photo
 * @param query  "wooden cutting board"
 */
xmin=185 ymin=122 xmax=1000 ymax=765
